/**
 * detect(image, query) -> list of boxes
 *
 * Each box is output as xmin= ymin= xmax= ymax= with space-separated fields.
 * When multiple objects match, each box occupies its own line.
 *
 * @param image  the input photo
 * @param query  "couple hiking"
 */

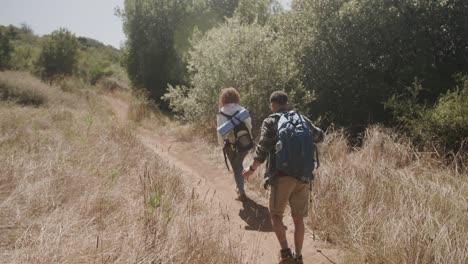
xmin=217 ymin=88 xmax=324 ymax=264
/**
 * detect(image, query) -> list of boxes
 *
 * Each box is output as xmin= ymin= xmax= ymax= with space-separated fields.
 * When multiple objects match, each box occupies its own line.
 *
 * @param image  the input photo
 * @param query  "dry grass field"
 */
xmin=138 ymin=107 xmax=467 ymax=264
xmin=135 ymin=89 xmax=467 ymax=264
xmin=0 ymin=72 xmax=244 ymax=264
xmin=311 ymin=129 xmax=467 ymax=263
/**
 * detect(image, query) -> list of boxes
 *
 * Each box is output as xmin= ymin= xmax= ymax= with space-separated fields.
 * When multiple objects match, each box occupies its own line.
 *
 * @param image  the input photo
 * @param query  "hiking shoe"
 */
xmin=279 ymin=248 xmax=295 ymax=264
xmin=295 ymin=254 xmax=303 ymax=264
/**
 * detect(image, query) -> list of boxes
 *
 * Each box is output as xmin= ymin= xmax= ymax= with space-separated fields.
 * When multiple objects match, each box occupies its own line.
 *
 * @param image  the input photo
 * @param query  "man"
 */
xmin=242 ymin=91 xmax=324 ymax=264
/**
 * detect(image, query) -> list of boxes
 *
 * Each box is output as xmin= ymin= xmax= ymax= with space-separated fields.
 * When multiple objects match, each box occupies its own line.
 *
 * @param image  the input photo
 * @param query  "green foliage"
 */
xmin=0 ymin=26 xmax=15 ymax=70
xmin=119 ymin=0 xmax=241 ymax=104
xmin=119 ymin=0 xmax=187 ymax=102
xmin=164 ymin=19 xmax=312 ymax=126
xmin=288 ymin=0 xmax=468 ymax=126
xmin=1 ymin=25 xmax=124 ymax=84
xmin=430 ymin=80 xmax=468 ymax=149
xmin=76 ymin=37 xmax=124 ymax=84
xmin=37 ymin=28 xmax=79 ymax=79
xmin=387 ymin=77 xmax=468 ymax=150
xmin=89 ymin=66 xmax=114 ymax=85
xmin=234 ymin=0 xmax=273 ymax=25
xmin=9 ymin=26 xmax=42 ymax=71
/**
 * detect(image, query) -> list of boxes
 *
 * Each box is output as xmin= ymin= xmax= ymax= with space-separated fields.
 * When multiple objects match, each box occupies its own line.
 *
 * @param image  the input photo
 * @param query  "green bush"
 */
xmin=163 ymin=19 xmax=312 ymax=127
xmin=76 ymin=37 xmax=122 ymax=84
xmin=119 ymin=0 xmax=244 ymax=104
xmin=8 ymin=24 xmax=41 ymax=71
xmin=387 ymin=77 xmax=468 ymax=151
xmin=428 ymin=78 xmax=468 ymax=150
xmin=288 ymin=0 xmax=468 ymax=126
xmin=89 ymin=65 xmax=113 ymax=85
xmin=36 ymin=28 xmax=78 ymax=79
xmin=0 ymin=26 xmax=14 ymax=70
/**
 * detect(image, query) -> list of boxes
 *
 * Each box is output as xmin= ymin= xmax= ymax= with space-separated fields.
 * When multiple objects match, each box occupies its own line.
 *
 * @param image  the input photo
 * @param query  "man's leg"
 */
xmin=271 ymin=214 xmax=288 ymax=249
xmin=269 ymin=177 xmax=295 ymax=258
xmin=289 ymin=180 xmax=310 ymax=258
xmin=292 ymin=217 xmax=305 ymax=256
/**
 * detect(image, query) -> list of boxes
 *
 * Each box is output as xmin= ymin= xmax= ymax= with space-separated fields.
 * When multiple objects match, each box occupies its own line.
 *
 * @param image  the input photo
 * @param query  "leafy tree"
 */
xmin=288 ymin=0 xmax=468 ymax=127
xmin=120 ymin=0 xmax=241 ymax=104
xmin=0 ymin=26 xmax=14 ymax=70
xmin=207 ymin=0 xmax=239 ymax=18
xmin=234 ymin=0 xmax=273 ymax=25
xmin=37 ymin=28 xmax=78 ymax=79
xmin=164 ymin=19 xmax=312 ymax=127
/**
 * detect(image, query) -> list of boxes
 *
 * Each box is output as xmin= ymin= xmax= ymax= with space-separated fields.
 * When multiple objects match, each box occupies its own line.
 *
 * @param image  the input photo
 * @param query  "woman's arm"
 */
xmin=216 ymin=113 xmax=225 ymax=146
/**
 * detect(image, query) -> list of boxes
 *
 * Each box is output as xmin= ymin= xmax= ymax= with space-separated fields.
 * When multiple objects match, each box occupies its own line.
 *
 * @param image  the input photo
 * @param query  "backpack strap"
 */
xmin=223 ymin=146 xmax=231 ymax=172
xmin=219 ymin=110 xmax=241 ymax=127
xmin=218 ymin=111 xmax=233 ymax=119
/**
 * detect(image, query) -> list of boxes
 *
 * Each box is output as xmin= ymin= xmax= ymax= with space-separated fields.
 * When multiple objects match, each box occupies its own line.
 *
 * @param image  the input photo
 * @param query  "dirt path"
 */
xmin=105 ymin=96 xmax=343 ymax=264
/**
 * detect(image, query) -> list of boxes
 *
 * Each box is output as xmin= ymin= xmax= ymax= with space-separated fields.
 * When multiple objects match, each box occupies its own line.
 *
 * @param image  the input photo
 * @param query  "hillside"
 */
xmin=0 ymin=71 xmax=244 ymax=263
xmin=0 ymin=24 xmax=128 ymax=88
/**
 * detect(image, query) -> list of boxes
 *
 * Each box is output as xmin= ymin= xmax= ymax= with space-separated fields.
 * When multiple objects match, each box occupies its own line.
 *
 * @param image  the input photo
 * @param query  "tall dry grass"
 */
xmin=0 ymin=72 xmax=245 ymax=264
xmin=157 ymin=107 xmax=468 ymax=264
xmin=183 ymin=115 xmax=466 ymax=264
xmin=310 ymin=128 xmax=468 ymax=264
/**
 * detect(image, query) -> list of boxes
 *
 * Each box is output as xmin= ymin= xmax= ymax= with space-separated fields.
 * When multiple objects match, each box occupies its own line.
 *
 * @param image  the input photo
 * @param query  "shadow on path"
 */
xmin=239 ymin=198 xmax=273 ymax=232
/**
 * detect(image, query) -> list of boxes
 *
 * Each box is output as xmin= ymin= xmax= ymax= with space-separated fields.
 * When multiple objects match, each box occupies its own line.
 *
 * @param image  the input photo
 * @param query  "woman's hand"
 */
xmin=242 ymin=168 xmax=254 ymax=181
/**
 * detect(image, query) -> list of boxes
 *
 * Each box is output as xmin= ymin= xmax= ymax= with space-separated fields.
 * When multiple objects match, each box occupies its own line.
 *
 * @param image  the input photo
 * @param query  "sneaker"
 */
xmin=279 ymin=248 xmax=295 ymax=264
xmin=295 ymin=254 xmax=303 ymax=264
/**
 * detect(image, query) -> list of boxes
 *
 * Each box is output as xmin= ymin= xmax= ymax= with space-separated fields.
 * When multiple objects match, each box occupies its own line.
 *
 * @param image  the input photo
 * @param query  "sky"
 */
xmin=0 ymin=0 xmax=292 ymax=48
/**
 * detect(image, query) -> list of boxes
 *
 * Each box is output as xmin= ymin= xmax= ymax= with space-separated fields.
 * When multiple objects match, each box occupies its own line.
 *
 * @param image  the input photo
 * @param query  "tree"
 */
xmin=120 ymin=0 xmax=241 ymax=104
xmin=234 ymin=0 xmax=273 ymax=25
xmin=0 ymin=26 xmax=14 ymax=70
xmin=164 ymin=19 xmax=311 ymax=127
xmin=288 ymin=0 xmax=468 ymax=127
xmin=37 ymin=28 xmax=78 ymax=79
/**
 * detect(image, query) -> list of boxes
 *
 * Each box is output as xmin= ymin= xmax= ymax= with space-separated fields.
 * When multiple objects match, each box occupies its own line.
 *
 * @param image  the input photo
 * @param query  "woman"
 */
xmin=217 ymin=88 xmax=252 ymax=202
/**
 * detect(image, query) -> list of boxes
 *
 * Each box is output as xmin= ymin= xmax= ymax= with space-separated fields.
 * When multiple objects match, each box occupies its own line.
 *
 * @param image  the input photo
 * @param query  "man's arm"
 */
xmin=243 ymin=117 xmax=277 ymax=180
xmin=253 ymin=117 xmax=277 ymax=163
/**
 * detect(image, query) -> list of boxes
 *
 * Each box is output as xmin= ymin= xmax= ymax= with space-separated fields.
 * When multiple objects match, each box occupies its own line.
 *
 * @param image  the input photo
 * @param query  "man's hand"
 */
xmin=242 ymin=168 xmax=254 ymax=181
xmin=242 ymin=160 xmax=262 ymax=181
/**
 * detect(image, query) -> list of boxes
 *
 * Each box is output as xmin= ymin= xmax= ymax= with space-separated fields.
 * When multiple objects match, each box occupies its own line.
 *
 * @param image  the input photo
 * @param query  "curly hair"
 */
xmin=219 ymin=87 xmax=241 ymax=108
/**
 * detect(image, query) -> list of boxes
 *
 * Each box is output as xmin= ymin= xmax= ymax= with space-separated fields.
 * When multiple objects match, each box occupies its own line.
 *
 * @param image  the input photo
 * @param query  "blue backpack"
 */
xmin=274 ymin=111 xmax=319 ymax=182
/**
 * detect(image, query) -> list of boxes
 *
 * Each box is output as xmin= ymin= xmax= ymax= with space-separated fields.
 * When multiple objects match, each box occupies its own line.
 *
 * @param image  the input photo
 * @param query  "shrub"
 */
xmin=36 ymin=28 xmax=78 ymax=80
xmin=0 ymin=72 xmax=45 ymax=106
xmin=164 ymin=19 xmax=312 ymax=128
xmin=0 ymin=26 xmax=14 ymax=70
xmin=288 ymin=0 xmax=468 ymax=126
xmin=387 ymin=76 xmax=468 ymax=152
xmin=89 ymin=65 xmax=113 ymax=85
xmin=427 ymin=77 xmax=468 ymax=150
xmin=0 ymin=71 xmax=74 ymax=107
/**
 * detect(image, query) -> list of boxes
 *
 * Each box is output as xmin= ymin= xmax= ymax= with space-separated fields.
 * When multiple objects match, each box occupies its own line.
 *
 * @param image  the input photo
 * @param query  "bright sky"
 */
xmin=0 ymin=0 xmax=292 ymax=49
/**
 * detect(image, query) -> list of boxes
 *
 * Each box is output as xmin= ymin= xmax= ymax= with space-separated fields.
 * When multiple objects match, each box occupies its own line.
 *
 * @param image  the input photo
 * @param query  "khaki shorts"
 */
xmin=269 ymin=176 xmax=310 ymax=218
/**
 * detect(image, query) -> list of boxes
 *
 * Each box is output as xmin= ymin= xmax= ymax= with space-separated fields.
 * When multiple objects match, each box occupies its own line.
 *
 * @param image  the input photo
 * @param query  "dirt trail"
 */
xmin=106 ymin=96 xmax=343 ymax=264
